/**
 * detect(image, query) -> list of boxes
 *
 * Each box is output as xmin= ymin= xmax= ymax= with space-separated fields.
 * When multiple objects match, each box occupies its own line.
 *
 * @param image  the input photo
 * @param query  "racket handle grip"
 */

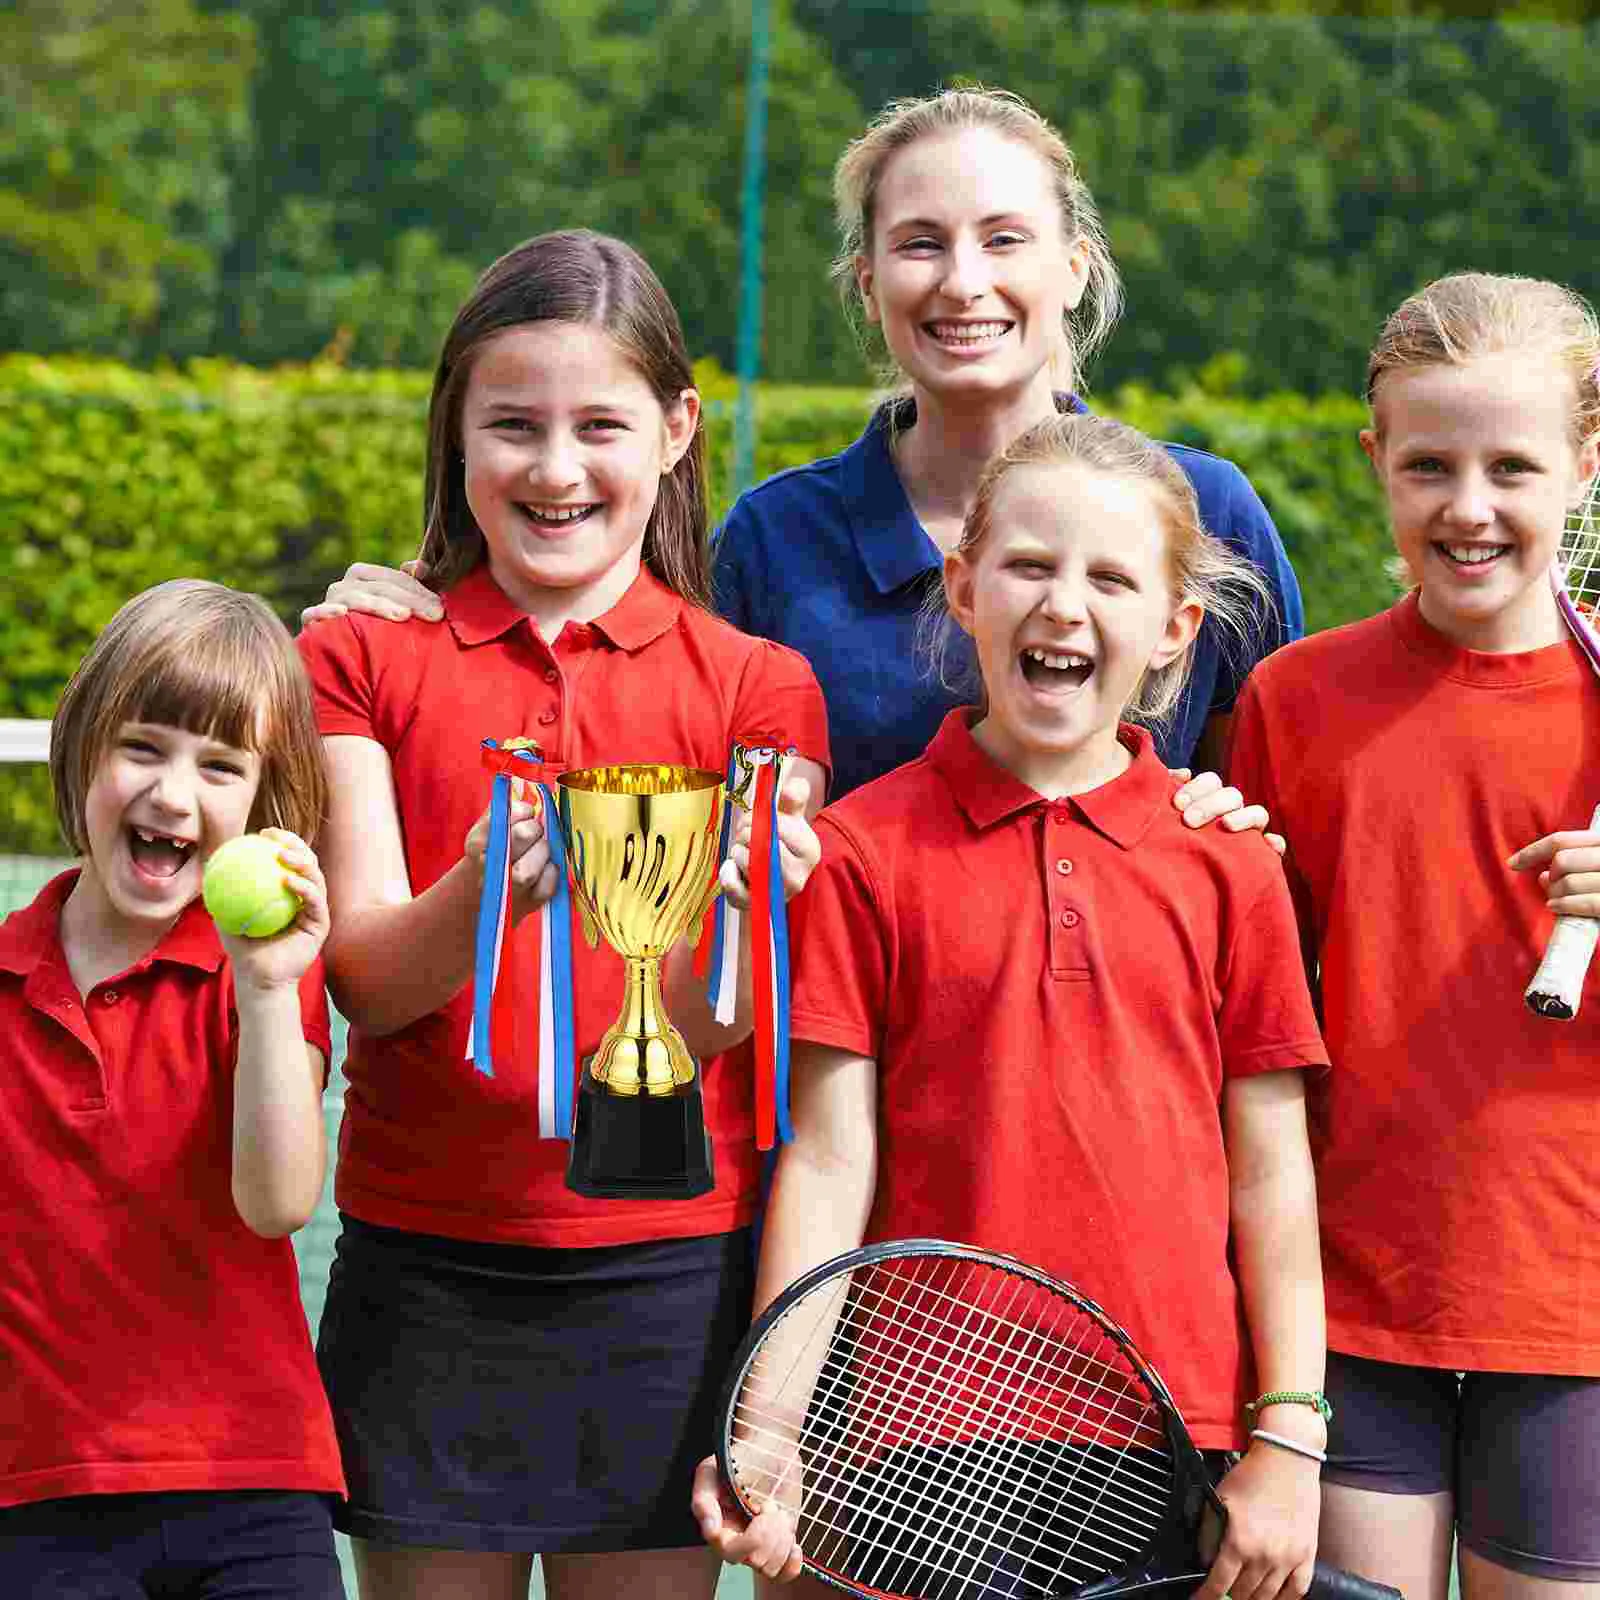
xmin=1308 ymin=1560 xmax=1405 ymax=1600
xmin=1525 ymin=915 xmax=1600 ymax=1020
xmin=1523 ymin=802 xmax=1600 ymax=1021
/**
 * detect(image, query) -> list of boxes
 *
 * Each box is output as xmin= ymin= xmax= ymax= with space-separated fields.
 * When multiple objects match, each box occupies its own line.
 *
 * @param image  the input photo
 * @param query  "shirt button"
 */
xmin=1059 ymin=910 xmax=1080 ymax=929
xmin=100 ymin=990 xmax=120 ymax=1005
xmin=1055 ymin=859 xmax=1073 ymax=876
xmin=537 ymin=709 xmax=558 ymax=726
xmin=543 ymin=668 xmax=559 ymax=684
xmin=1051 ymin=807 xmax=1071 ymax=824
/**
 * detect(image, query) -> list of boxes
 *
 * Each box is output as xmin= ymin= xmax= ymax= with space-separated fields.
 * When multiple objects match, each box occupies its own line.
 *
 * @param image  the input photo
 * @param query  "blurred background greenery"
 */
xmin=4 ymin=3 xmax=1572 ymax=1590
xmin=7 ymin=0 xmax=1600 ymax=389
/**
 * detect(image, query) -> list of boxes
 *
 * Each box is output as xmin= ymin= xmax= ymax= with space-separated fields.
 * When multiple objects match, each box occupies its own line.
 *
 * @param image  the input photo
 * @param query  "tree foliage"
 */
xmin=3 ymin=2 xmax=1599 ymax=393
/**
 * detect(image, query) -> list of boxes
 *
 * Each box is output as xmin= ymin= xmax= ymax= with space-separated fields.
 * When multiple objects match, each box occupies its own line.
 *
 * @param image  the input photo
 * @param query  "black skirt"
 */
xmin=316 ymin=1215 xmax=753 ymax=1554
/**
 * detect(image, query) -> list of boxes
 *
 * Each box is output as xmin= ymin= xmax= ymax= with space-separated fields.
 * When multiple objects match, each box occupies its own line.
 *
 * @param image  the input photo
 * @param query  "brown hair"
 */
xmin=832 ymin=87 xmax=1122 ymax=392
xmin=1367 ymin=272 xmax=1600 ymax=443
xmin=926 ymin=413 xmax=1270 ymax=726
xmin=51 ymin=580 xmax=328 ymax=853
xmin=416 ymin=229 xmax=710 ymax=607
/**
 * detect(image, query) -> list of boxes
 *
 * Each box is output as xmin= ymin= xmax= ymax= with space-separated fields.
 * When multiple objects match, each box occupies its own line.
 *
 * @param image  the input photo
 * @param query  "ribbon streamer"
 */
xmin=707 ymin=742 xmax=796 ymax=1150
xmin=468 ymin=740 xmax=576 ymax=1140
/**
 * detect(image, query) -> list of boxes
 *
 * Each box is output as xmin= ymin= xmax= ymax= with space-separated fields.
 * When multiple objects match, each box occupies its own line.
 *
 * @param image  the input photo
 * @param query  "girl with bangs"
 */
xmin=0 ymin=579 xmax=345 ymax=1598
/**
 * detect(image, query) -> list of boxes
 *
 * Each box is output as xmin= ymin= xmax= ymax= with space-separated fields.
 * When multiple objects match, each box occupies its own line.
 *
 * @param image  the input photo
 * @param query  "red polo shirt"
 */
xmin=1229 ymin=593 xmax=1600 ymax=1375
xmin=789 ymin=711 xmax=1327 ymax=1448
xmin=0 ymin=872 xmax=341 ymax=1509
xmin=298 ymin=563 xmax=831 ymax=1248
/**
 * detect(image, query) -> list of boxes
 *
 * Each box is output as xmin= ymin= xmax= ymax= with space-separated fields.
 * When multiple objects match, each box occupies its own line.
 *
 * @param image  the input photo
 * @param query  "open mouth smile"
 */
xmin=1019 ymin=645 xmax=1094 ymax=691
xmin=127 ymin=825 xmax=195 ymax=880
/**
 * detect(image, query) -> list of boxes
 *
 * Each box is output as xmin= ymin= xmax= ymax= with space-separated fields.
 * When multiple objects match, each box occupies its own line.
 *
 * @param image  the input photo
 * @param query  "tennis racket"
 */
xmin=717 ymin=1241 xmax=1397 ymax=1600
xmin=1525 ymin=471 xmax=1600 ymax=1019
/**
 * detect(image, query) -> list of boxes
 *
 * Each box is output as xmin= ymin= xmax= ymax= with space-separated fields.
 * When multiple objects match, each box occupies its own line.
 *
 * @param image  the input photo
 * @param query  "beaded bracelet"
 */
xmin=1244 ymin=1388 xmax=1333 ymax=1424
xmin=1250 ymin=1428 xmax=1328 ymax=1465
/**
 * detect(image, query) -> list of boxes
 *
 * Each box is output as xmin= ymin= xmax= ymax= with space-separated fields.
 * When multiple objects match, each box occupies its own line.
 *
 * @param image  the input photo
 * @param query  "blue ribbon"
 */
xmin=536 ymin=779 xmax=576 ymax=1140
xmin=766 ymin=766 xmax=793 ymax=1144
xmin=470 ymin=759 xmax=512 ymax=1078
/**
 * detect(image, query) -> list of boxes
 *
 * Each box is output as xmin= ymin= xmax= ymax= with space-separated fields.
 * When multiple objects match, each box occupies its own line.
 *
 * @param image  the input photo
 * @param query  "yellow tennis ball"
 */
xmin=203 ymin=834 xmax=301 ymax=938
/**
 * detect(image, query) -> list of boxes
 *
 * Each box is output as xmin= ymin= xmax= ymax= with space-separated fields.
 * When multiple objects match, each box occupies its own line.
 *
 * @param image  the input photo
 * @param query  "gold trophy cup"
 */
xmin=556 ymin=763 xmax=726 ymax=1199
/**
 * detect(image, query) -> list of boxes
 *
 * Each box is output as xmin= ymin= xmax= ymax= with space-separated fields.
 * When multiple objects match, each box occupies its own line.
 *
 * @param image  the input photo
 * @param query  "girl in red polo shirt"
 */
xmin=1227 ymin=274 xmax=1600 ymax=1599
xmin=0 ymin=580 xmax=344 ymax=1597
xmin=295 ymin=230 xmax=829 ymax=1599
xmin=694 ymin=411 xmax=1330 ymax=1600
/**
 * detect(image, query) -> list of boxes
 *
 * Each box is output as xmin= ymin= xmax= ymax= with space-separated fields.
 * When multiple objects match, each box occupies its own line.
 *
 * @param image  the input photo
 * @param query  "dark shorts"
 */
xmin=0 ymin=1490 xmax=343 ymax=1600
xmin=316 ymin=1215 xmax=753 ymax=1555
xmin=1324 ymin=1350 xmax=1600 ymax=1581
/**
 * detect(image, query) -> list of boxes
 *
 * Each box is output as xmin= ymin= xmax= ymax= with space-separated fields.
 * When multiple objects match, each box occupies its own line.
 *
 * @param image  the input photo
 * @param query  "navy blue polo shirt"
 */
xmin=713 ymin=396 xmax=1304 ymax=798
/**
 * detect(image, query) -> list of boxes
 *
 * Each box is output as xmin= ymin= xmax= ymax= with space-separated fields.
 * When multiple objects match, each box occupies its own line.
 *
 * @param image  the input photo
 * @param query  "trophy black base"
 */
xmin=565 ymin=1069 xmax=715 ymax=1200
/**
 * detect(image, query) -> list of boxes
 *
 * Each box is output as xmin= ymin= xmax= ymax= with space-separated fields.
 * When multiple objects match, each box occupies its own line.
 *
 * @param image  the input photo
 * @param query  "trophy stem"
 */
xmin=590 ymin=955 xmax=697 ymax=1096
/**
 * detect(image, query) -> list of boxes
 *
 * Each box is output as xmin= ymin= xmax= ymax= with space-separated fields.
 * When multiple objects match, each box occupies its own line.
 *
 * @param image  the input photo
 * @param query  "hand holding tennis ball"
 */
xmin=204 ymin=833 xmax=303 ymax=938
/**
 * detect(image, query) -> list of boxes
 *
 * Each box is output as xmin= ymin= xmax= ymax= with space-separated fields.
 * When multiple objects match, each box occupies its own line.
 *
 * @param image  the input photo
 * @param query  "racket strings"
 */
xmin=1560 ymin=474 xmax=1600 ymax=613
xmin=736 ymin=1284 xmax=1169 ymax=1463
xmin=727 ymin=1256 xmax=1177 ymax=1598
xmin=731 ymin=1274 xmax=1173 ymax=1526
xmin=733 ymin=1303 xmax=1173 ymax=1530
xmin=808 ymin=1260 xmax=1159 ymax=1594
xmin=818 ymin=1259 xmax=1170 ymax=1596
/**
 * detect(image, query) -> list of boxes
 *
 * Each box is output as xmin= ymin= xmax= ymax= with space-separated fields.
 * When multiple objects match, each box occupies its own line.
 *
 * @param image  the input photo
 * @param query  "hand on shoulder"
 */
xmin=301 ymin=560 xmax=442 ymax=627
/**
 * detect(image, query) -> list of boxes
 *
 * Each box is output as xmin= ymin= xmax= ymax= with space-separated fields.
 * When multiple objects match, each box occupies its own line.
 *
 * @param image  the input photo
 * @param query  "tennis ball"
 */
xmin=203 ymin=834 xmax=301 ymax=938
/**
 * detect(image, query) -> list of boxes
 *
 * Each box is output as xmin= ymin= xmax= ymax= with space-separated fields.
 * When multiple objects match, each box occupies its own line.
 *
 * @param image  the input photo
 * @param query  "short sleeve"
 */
xmin=1223 ymin=674 xmax=1278 ymax=819
xmin=1216 ymin=863 xmax=1326 ymax=1079
xmin=788 ymin=816 xmax=889 ymax=1061
xmin=712 ymin=495 xmax=763 ymax=635
xmin=296 ymin=616 xmax=379 ymax=741
xmin=1208 ymin=465 xmax=1306 ymax=714
xmin=731 ymin=637 xmax=832 ymax=785
xmin=297 ymin=957 xmax=334 ymax=1068
xmin=1227 ymin=673 xmax=1320 ymax=984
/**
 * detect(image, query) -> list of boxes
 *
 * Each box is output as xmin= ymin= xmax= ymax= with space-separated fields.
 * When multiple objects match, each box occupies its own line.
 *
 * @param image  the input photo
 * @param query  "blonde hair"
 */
xmin=1367 ymin=272 xmax=1600 ymax=443
xmin=925 ymin=414 xmax=1269 ymax=728
xmin=832 ymin=87 xmax=1122 ymax=393
xmin=51 ymin=580 xmax=328 ymax=853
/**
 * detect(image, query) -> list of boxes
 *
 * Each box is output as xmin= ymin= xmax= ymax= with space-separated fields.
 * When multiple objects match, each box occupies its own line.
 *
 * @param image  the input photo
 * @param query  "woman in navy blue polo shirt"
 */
xmin=310 ymin=87 xmax=1299 ymax=806
xmin=716 ymin=87 xmax=1301 ymax=798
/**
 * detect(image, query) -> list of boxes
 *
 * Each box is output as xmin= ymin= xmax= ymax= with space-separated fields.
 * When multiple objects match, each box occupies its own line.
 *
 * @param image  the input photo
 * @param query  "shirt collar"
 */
xmin=927 ymin=708 xmax=1173 ymax=849
xmin=0 ymin=869 xmax=225 ymax=978
xmin=444 ymin=562 xmax=683 ymax=654
xmin=843 ymin=392 xmax=1090 ymax=597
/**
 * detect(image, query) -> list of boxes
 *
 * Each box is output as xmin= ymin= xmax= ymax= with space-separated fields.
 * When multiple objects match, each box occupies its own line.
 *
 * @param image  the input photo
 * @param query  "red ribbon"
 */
xmin=749 ymin=756 xmax=779 ymax=1150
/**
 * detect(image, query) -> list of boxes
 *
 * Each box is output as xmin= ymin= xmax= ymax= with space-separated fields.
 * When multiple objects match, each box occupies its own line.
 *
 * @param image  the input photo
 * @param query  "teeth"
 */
xmin=929 ymin=321 xmax=1010 ymax=344
xmin=1024 ymin=647 xmax=1090 ymax=670
xmin=1442 ymin=544 xmax=1506 ymax=565
xmin=135 ymin=827 xmax=185 ymax=846
xmin=523 ymin=504 xmax=595 ymax=523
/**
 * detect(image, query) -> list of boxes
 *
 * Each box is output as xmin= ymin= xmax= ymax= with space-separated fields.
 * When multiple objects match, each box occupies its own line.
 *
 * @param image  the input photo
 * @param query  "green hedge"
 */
xmin=0 ymin=355 xmax=1394 ymax=855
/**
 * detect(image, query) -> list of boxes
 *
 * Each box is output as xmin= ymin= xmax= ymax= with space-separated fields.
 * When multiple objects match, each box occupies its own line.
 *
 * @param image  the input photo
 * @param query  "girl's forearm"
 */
xmin=1230 ymin=1135 xmax=1326 ymax=1443
xmin=231 ymin=984 xmax=327 ymax=1237
xmin=323 ymin=858 xmax=483 ymax=1035
xmin=755 ymin=1126 xmax=877 ymax=1320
